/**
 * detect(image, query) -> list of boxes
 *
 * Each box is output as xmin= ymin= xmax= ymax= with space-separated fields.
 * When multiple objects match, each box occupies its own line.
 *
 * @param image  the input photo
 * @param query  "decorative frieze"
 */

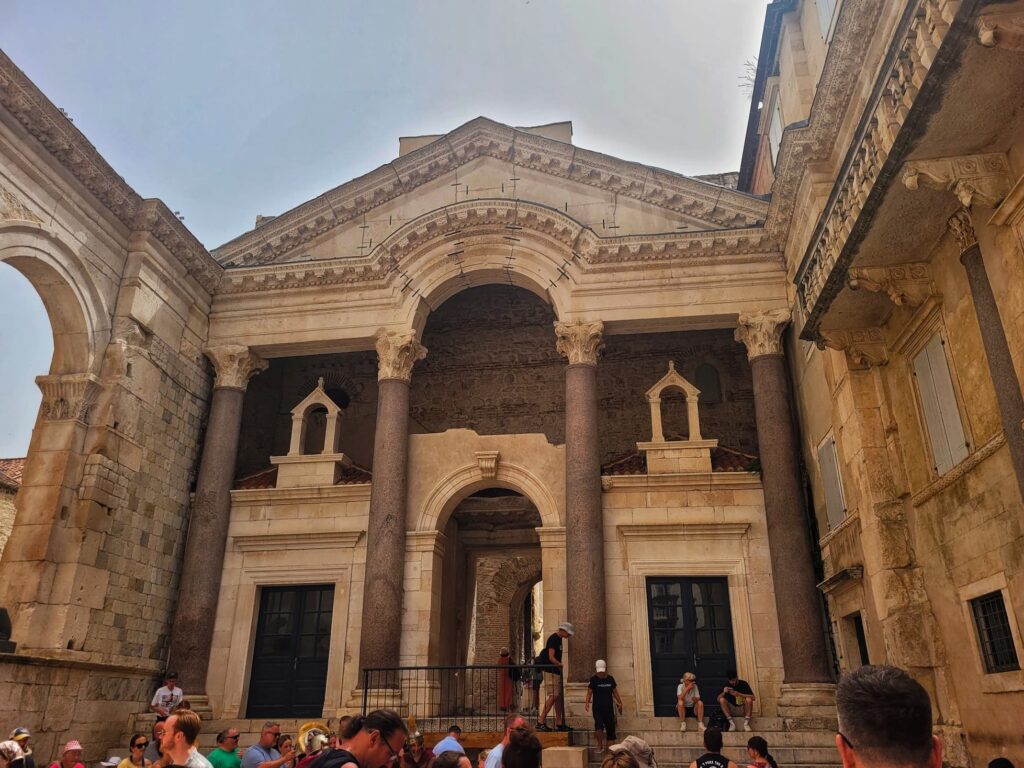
xmin=375 ymin=330 xmax=427 ymax=382
xmin=734 ymin=309 xmax=790 ymax=360
xmin=554 ymin=320 xmax=604 ymax=365
xmin=204 ymin=345 xmax=268 ymax=391
xmin=847 ymin=263 xmax=933 ymax=308
xmin=902 ymin=152 xmax=1011 ymax=208
xmin=35 ymin=373 xmax=103 ymax=423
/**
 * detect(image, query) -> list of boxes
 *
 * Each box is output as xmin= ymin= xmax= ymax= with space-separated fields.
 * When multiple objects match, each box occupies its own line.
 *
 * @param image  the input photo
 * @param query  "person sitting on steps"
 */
xmin=717 ymin=669 xmax=755 ymax=732
xmin=677 ymin=672 xmax=705 ymax=732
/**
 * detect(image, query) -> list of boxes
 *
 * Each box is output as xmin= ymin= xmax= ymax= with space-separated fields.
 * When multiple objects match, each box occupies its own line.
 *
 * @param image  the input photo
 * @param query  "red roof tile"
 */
xmin=601 ymin=445 xmax=758 ymax=476
xmin=234 ymin=462 xmax=372 ymax=490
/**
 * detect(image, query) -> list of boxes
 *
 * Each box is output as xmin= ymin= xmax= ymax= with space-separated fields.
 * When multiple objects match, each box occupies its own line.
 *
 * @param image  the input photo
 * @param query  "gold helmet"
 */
xmin=297 ymin=722 xmax=330 ymax=756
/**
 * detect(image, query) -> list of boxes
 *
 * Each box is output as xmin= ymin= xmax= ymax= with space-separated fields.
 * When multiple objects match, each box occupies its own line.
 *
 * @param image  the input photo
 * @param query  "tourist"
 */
xmin=483 ymin=715 xmax=527 ymax=768
xmin=677 ymin=672 xmax=705 ymax=732
xmin=687 ymin=729 xmax=736 ymax=768
xmin=585 ymin=659 xmax=623 ymax=751
xmin=0 ymin=742 xmax=24 ymax=768
xmin=275 ymin=738 xmax=296 ymax=768
xmin=8 ymin=729 xmax=35 ymax=768
xmin=431 ymin=727 xmax=463 ymax=757
xmin=497 ymin=649 xmax=513 ymax=711
xmin=477 ymin=752 xmax=488 ymax=768
xmin=717 ymin=670 xmax=755 ymax=732
xmin=400 ymin=734 xmax=430 ymax=768
xmin=118 ymin=734 xmax=152 ymax=768
xmin=208 ymin=729 xmax=242 ymax=768
xmin=500 ymin=729 xmax=541 ymax=768
xmin=609 ymin=737 xmax=657 ymax=768
xmin=601 ymin=753 xmax=638 ymax=768
xmin=48 ymin=742 xmax=84 ymax=768
xmin=309 ymin=709 xmax=408 ymax=768
xmin=534 ymin=622 xmax=574 ymax=732
xmin=150 ymin=672 xmax=185 ymax=721
xmin=431 ymin=754 xmax=470 ymax=768
xmin=143 ymin=725 xmax=165 ymax=766
xmin=745 ymin=738 xmax=776 ymax=768
xmin=242 ymin=724 xmax=293 ymax=768
xmin=835 ymin=665 xmax=941 ymax=768
xmin=296 ymin=731 xmax=329 ymax=768
xmin=160 ymin=710 xmax=212 ymax=768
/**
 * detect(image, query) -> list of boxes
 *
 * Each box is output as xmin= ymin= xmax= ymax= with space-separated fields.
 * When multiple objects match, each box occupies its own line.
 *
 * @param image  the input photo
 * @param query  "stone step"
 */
xmin=572 ymin=730 xmax=838 ymax=748
xmin=582 ymin=745 xmax=840 ymax=763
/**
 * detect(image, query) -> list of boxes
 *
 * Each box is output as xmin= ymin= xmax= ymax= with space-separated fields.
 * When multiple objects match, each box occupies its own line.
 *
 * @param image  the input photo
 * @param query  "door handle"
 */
xmin=293 ymin=657 xmax=298 ymax=671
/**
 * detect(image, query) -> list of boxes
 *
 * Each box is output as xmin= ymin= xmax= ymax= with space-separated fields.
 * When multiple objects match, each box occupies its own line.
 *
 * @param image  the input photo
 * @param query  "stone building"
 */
xmin=0 ymin=457 xmax=23 ymax=558
xmin=0 ymin=0 xmax=1022 ymax=765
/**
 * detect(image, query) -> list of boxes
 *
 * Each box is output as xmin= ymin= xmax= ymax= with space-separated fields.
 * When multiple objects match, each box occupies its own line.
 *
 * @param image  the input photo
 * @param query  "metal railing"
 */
xmin=361 ymin=664 xmax=561 ymax=732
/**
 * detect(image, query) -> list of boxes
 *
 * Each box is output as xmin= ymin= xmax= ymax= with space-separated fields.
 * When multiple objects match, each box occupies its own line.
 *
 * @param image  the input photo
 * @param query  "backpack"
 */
xmin=309 ymin=748 xmax=362 ymax=768
xmin=707 ymin=709 xmax=732 ymax=732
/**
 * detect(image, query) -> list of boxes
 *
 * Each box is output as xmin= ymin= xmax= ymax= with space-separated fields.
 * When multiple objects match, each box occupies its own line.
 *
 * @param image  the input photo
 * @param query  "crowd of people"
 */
xmin=0 ymin=666 xmax=1016 ymax=768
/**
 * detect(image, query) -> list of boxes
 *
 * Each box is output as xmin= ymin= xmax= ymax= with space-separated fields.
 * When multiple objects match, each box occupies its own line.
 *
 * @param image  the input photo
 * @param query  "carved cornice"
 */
xmin=204 ymin=345 xmax=268 ymax=391
xmin=847 ymin=262 xmax=934 ymax=308
xmin=554 ymin=320 xmax=604 ymax=365
xmin=819 ymin=327 xmax=889 ymax=368
xmin=0 ymin=51 xmax=223 ymax=293
xmin=213 ymin=118 xmax=768 ymax=267
xmin=35 ymin=373 xmax=103 ymax=423
xmin=794 ymin=0 xmax=968 ymax=339
xmin=735 ymin=309 xmax=790 ymax=360
xmin=375 ymin=329 xmax=427 ymax=382
xmin=902 ymin=152 xmax=1011 ymax=208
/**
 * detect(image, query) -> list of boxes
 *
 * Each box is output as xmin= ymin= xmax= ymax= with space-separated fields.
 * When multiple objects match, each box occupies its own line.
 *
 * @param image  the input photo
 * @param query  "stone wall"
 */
xmin=0 ymin=487 xmax=14 ymax=559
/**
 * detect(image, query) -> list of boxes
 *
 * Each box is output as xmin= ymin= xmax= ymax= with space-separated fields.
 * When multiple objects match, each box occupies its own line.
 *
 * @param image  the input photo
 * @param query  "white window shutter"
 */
xmin=913 ymin=334 xmax=968 ymax=474
xmin=769 ymin=103 xmax=784 ymax=166
xmin=818 ymin=0 xmax=838 ymax=39
xmin=817 ymin=435 xmax=847 ymax=530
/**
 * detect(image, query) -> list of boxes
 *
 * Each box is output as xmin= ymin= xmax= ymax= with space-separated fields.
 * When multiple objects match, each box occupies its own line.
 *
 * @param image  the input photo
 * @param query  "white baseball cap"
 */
xmin=595 ymin=659 xmax=607 ymax=672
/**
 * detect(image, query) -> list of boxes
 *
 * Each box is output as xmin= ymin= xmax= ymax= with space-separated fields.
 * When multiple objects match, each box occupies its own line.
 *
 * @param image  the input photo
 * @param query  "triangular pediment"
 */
xmin=213 ymin=117 xmax=768 ymax=268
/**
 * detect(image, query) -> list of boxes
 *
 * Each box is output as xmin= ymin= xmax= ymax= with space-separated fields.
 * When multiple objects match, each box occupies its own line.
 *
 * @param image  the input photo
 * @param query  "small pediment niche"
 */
xmin=639 ymin=361 xmax=718 ymax=474
xmin=271 ymin=377 xmax=352 ymax=488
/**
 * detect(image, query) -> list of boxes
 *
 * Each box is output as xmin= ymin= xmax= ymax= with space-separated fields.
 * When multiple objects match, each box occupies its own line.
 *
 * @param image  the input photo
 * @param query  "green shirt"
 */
xmin=208 ymin=749 xmax=241 ymax=768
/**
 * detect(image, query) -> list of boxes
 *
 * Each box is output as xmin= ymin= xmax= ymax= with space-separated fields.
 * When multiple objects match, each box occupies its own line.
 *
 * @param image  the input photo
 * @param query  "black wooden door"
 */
xmin=248 ymin=585 xmax=334 ymax=717
xmin=647 ymin=577 xmax=737 ymax=716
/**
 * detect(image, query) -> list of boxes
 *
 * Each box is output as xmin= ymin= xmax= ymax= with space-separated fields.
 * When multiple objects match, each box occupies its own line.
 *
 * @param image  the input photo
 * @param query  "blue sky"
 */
xmin=0 ymin=0 xmax=769 ymax=457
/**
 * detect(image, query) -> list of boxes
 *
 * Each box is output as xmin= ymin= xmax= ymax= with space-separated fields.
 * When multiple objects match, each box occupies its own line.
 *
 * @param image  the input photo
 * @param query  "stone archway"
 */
xmin=468 ymin=550 xmax=543 ymax=666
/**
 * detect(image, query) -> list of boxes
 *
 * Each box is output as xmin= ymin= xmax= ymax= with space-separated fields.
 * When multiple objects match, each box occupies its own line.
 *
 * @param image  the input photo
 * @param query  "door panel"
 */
xmin=248 ymin=585 xmax=334 ymax=717
xmin=647 ymin=577 xmax=737 ymax=717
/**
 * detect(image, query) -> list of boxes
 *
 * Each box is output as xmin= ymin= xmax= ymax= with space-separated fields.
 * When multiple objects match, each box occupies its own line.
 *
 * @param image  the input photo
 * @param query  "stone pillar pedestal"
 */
xmin=555 ymin=320 xmax=606 ymax=683
xmin=357 ymin=331 xmax=426 ymax=673
xmin=777 ymin=682 xmax=838 ymax=731
xmin=168 ymin=345 xmax=267 ymax=693
xmin=736 ymin=311 xmax=834 ymax=693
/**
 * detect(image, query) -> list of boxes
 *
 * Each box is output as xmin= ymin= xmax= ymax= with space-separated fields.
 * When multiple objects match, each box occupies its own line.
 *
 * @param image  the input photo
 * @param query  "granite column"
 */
xmin=555 ymin=320 xmax=606 ymax=683
xmin=358 ymin=330 xmax=426 ymax=677
xmin=168 ymin=345 xmax=266 ymax=693
xmin=735 ymin=310 xmax=833 ymax=686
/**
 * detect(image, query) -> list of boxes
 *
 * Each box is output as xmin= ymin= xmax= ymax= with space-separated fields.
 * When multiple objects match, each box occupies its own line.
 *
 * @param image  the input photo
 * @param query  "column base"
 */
xmin=183 ymin=694 xmax=215 ymax=721
xmin=777 ymin=682 xmax=837 ymax=731
xmin=349 ymin=687 xmax=404 ymax=713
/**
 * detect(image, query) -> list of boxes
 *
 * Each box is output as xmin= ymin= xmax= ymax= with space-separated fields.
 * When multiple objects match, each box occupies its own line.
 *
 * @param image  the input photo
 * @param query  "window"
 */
xmin=817 ymin=433 xmax=847 ymax=530
xmin=818 ymin=0 xmax=839 ymax=40
xmin=768 ymin=102 xmax=784 ymax=166
xmin=840 ymin=612 xmax=870 ymax=668
xmin=912 ymin=334 xmax=969 ymax=475
xmin=971 ymin=591 xmax=1020 ymax=674
xmin=695 ymin=363 xmax=722 ymax=404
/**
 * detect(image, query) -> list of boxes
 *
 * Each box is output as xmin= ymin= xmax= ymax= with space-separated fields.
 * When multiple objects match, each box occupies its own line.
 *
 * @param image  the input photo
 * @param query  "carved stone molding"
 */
xmin=0 ymin=182 xmax=42 ymax=223
xmin=820 ymin=327 xmax=889 ymax=368
xmin=204 ymin=345 xmax=268 ymax=391
xmin=375 ymin=330 xmax=427 ymax=382
xmin=978 ymin=7 xmax=1024 ymax=51
xmin=35 ymin=372 xmax=103 ymax=423
xmin=847 ymin=263 xmax=934 ymax=308
xmin=947 ymin=208 xmax=978 ymax=252
xmin=554 ymin=320 xmax=605 ymax=365
xmin=476 ymin=451 xmax=500 ymax=479
xmin=902 ymin=152 xmax=1012 ymax=208
xmin=734 ymin=309 xmax=791 ymax=360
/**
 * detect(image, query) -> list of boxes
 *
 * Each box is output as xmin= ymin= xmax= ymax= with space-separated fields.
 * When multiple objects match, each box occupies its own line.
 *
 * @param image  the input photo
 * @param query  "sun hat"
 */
xmin=610 ymin=736 xmax=657 ymax=768
xmin=8 ymin=730 xmax=29 ymax=744
xmin=558 ymin=622 xmax=575 ymax=636
xmin=62 ymin=741 xmax=84 ymax=755
xmin=595 ymin=659 xmax=607 ymax=672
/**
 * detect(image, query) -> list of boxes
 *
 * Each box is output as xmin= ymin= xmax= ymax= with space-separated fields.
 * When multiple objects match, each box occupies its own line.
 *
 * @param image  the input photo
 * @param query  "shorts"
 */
xmin=593 ymin=707 xmax=616 ymax=738
xmin=543 ymin=671 xmax=563 ymax=697
xmin=681 ymin=706 xmax=697 ymax=718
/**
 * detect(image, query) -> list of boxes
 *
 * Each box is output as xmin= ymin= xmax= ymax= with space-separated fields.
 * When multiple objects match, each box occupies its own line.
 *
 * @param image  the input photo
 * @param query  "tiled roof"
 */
xmin=0 ymin=457 xmax=26 ymax=492
xmin=601 ymin=445 xmax=758 ymax=476
xmin=234 ymin=462 xmax=372 ymax=490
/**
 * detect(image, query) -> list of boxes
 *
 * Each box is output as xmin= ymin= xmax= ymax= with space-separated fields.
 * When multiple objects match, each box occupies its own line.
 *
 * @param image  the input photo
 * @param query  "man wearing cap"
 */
xmin=8 ymin=730 xmax=35 ymax=768
xmin=534 ymin=622 xmax=574 ymax=732
xmin=585 ymin=660 xmax=623 ymax=751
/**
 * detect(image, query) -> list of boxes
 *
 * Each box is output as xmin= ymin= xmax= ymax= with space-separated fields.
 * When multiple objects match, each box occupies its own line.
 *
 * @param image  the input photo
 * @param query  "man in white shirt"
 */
xmin=483 ymin=715 xmax=527 ymax=768
xmin=150 ymin=672 xmax=184 ymax=721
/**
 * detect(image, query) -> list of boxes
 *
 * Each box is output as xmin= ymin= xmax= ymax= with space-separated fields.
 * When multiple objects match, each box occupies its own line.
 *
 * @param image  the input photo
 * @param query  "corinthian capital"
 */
xmin=947 ymin=208 xmax=978 ymax=253
xmin=375 ymin=330 xmax=427 ymax=382
xmin=554 ymin=320 xmax=604 ymax=366
xmin=735 ymin=309 xmax=791 ymax=360
xmin=204 ymin=345 xmax=268 ymax=391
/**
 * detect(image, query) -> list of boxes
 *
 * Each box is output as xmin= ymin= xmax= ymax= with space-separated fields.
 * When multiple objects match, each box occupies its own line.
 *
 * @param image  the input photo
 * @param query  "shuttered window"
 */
xmin=912 ymin=334 xmax=969 ymax=475
xmin=769 ymin=102 xmax=784 ymax=166
xmin=817 ymin=434 xmax=847 ymax=530
xmin=818 ymin=0 xmax=839 ymax=40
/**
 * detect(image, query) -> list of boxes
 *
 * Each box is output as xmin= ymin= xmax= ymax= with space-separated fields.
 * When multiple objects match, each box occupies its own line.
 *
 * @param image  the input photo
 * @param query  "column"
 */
xmin=735 ymin=311 xmax=833 ymax=684
xmin=949 ymin=208 xmax=1024 ymax=501
xmin=358 ymin=330 xmax=426 ymax=677
xmin=168 ymin=345 xmax=266 ymax=693
xmin=554 ymin=320 xmax=606 ymax=683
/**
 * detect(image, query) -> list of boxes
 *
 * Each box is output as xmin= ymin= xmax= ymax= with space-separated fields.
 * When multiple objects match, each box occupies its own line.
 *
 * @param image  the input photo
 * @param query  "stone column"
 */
xmin=168 ymin=345 xmax=266 ymax=693
xmin=358 ymin=330 xmax=426 ymax=677
xmin=735 ymin=311 xmax=834 ymax=687
xmin=949 ymin=208 xmax=1024 ymax=502
xmin=554 ymin=320 xmax=606 ymax=683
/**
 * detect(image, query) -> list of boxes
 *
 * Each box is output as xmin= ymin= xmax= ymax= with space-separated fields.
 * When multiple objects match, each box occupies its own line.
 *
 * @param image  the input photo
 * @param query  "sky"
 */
xmin=0 ymin=0 xmax=770 ymax=457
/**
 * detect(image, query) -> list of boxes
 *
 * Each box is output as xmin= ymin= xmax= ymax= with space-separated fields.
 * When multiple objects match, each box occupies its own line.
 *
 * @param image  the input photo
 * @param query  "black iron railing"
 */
xmin=361 ymin=664 xmax=561 ymax=732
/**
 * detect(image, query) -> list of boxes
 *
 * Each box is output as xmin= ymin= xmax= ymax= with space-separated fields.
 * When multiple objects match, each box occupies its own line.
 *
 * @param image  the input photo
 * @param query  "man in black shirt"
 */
xmin=534 ymin=622 xmax=574 ymax=732
xmin=584 ymin=660 xmax=623 ymax=751
xmin=688 ymin=728 xmax=737 ymax=768
xmin=716 ymin=669 xmax=755 ymax=732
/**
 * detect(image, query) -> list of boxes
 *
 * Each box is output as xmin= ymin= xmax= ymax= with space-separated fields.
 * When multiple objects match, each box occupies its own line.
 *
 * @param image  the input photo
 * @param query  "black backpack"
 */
xmin=707 ymin=709 xmax=732 ymax=732
xmin=310 ymin=748 xmax=362 ymax=768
